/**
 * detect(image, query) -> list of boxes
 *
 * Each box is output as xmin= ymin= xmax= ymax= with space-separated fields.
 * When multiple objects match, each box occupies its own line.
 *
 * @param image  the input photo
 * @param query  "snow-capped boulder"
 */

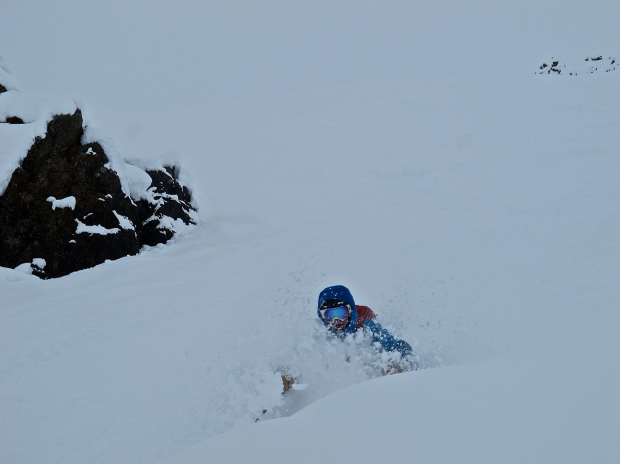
xmin=0 ymin=62 xmax=197 ymax=278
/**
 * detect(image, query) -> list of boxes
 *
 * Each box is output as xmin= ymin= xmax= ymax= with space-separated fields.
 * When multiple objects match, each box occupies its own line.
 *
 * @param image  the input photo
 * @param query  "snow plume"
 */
xmin=203 ymin=317 xmax=434 ymax=435
xmin=191 ymin=255 xmax=457 ymax=437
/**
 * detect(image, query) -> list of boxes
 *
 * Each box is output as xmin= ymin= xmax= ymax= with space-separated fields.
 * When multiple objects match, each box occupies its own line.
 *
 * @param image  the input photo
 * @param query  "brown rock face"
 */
xmin=0 ymin=109 xmax=196 ymax=278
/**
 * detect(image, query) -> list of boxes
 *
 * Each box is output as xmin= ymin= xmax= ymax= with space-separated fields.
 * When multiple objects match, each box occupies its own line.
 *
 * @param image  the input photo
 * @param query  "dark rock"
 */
xmin=0 ymin=83 xmax=6 ymax=94
xmin=136 ymin=166 xmax=195 ymax=247
xmin=5 ymin=116 xmax=25 ymax=124
xmin=0 ymin=109 xmax=197 ymax=278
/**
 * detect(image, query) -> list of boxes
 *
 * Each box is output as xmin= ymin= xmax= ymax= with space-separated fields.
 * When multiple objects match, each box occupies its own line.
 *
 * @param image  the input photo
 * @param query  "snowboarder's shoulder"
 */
xmin=355 ymin=305 xmax=376 ymax=329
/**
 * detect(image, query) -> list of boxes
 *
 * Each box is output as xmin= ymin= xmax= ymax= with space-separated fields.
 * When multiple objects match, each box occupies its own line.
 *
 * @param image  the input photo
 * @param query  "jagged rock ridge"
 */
xmin=0 ymin=109 xmax=197 ymax=278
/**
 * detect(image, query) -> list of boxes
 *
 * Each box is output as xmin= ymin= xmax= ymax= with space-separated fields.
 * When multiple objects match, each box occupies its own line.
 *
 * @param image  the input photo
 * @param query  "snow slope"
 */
xmin=160 ymin=337 xmax=620 ymax=464
xmin=1 ymin=1 xmax=620 ymax=463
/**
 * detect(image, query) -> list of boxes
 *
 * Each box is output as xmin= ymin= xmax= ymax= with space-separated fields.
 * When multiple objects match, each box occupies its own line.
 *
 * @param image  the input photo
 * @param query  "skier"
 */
xmin=318 ymin=285 xmax=413 ymax=360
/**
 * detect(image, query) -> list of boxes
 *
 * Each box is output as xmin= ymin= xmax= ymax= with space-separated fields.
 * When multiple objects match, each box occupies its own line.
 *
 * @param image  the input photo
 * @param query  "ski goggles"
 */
xmin=320 ymin=304 xmax=351 ymax=323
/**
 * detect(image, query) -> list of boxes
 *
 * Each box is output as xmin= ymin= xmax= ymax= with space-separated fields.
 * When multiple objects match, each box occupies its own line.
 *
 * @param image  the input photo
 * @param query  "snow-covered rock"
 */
xmin=0 ymin=62 xmax=198 ymax=278
xmin=536 ymin=55 xmax=619 ymax=75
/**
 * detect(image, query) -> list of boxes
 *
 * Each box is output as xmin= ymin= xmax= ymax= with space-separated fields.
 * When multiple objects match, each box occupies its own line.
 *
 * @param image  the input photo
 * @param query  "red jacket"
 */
xmin=355 ymin=305 xmax=376 ymax=329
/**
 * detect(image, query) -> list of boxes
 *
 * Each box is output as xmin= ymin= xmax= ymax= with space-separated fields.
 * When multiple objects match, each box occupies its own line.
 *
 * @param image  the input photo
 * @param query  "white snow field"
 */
xmin=1 ymin=1 xmax=620 ymax=463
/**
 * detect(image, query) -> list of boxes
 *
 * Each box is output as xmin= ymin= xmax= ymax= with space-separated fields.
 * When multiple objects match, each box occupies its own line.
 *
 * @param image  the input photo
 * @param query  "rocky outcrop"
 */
xmin=0 ymin=109 xmax=197 ymax=278
xmin=537 ymin=55 xmax=618 ymax=76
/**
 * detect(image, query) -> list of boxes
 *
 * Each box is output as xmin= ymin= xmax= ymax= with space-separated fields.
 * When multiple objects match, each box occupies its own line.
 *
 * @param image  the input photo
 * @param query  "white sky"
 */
xmin=1 ymin=1 xmax=619 ymax=111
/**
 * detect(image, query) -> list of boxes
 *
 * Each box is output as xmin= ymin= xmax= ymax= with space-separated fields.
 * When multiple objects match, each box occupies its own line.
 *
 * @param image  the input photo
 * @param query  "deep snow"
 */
xmin=1 ymin=1 xmax=620 ymax=463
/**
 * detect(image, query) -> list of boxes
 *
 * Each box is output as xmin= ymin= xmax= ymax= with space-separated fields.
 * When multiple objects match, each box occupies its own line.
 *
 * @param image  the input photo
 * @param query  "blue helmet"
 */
xmin=317 ymin=285 xmax=358 ymax=334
